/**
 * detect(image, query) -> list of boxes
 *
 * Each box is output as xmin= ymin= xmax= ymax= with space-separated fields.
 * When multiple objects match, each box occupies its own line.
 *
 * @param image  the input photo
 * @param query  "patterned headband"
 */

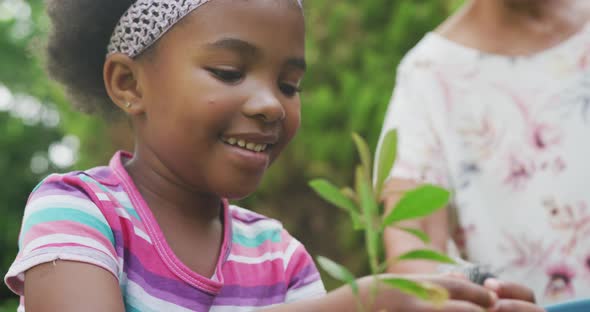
xmin=107 ymin=0 xmax=303 ymax=58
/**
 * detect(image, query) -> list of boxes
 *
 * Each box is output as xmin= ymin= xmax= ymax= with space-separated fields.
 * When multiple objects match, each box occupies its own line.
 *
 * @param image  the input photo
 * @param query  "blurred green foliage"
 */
xmin=0 ymin=0 xmax=460 ymax=303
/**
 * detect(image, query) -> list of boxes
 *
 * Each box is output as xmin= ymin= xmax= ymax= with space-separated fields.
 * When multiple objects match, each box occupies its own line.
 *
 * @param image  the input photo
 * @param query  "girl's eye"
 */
xmin=207 ymin=68 xmax=243 ymax=83
xmin=279 ymin=83 xmax=301 ymax=97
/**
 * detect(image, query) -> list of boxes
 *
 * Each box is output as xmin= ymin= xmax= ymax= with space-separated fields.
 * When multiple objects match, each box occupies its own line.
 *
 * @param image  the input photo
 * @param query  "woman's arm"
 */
xmin=382 ymin=178 xmax=450 ymax=274
xmin=24 ymin=260 xmax=125 ymax=312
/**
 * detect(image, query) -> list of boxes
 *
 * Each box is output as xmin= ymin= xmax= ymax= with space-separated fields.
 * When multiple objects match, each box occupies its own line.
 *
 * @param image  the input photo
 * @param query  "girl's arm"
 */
xmin=265 ymin=275 xmax=496 ymax=312
xmin=24 ymin=261 xmax=542 ymax=312
xmin=266 ymin=275 xmax=545 ymax=312
xmin=24 ymin=261 xmax=125 ymax=312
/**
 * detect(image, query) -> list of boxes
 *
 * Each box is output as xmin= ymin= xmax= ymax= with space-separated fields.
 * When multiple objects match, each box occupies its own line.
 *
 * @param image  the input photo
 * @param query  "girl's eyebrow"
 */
xmin=205 ymin=37 xmax=306 ymax=71
xmin=205 ymin=38 xmax=259 ymax=58
xmin=286 ymin=58 xmax=307 ymax=72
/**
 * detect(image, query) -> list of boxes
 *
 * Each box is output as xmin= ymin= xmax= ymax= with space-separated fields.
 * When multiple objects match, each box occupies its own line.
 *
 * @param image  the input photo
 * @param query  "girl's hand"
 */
xmin=323 ymin=274 xmax=498 ymax=312
xmin=484 ymin=278 xmax=546 ymax=312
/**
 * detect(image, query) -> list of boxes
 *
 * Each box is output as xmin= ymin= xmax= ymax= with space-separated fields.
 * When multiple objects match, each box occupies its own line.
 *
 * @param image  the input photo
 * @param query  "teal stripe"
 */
xmin=124 ymin=302 xmax=143 ymax=312
xmin=232 ymin=229 xmax=282 ymax=248
xmin=20 ymin=208 xmax=115 ymax=247
xmin=125 ymin=207 xmax=141 ymax=221
xmin=80 ymin=175 xmax=111 ymax=193
xmin=125 ymin=296 xmax=155 ymax=312
xmin=79 ymin=175 xmax=142 ymax=221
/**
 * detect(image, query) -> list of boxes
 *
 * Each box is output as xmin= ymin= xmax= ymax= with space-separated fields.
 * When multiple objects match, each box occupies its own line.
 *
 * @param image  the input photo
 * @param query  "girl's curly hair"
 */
xmin=45 ymin=0 xmax=134 ymax=117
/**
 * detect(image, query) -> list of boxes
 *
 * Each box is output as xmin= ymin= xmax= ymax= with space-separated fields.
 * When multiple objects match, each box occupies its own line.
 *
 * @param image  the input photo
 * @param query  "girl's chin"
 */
xmin=220 ymin=185 xmax=261 ymax=200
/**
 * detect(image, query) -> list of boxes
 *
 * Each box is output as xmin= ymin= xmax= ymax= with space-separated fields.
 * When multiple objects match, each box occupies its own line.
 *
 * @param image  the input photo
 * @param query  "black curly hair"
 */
xmin=45 ymin=0 xmax=134 ymax=117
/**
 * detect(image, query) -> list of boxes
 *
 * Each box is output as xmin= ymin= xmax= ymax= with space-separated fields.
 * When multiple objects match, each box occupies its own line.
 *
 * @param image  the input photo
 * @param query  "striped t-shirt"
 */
xmin=5 ymin=151 xmax=326 ymax=311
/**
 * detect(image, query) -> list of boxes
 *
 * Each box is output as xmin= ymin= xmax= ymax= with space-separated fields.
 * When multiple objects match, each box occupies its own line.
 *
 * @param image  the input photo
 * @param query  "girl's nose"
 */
xmin=242 ymin=89 xmax=286 ymax=123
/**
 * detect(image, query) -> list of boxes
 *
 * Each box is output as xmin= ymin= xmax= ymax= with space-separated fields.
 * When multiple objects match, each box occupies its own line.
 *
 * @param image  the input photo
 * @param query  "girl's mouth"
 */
xmin=221 ymin=137 xmax=271 ymax=153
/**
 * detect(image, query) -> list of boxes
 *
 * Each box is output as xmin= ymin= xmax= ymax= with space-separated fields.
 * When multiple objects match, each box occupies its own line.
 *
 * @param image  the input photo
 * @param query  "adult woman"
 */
xmin=378 ymin=0 xmax=590 ymax=305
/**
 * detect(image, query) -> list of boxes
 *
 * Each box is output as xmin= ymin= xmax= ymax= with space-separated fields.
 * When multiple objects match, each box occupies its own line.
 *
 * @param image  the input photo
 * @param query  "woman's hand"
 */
xmin=484 ymin=278 xmax=545 ymax=312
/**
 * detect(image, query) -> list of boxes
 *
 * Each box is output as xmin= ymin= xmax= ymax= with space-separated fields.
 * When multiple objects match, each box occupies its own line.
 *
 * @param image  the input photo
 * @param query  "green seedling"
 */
xmin=309 ymin=129 xmax=454 ymax=311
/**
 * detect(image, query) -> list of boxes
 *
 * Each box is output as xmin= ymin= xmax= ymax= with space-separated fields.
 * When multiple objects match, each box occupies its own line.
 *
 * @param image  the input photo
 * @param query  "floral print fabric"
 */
xmin=378 ymin=25 xmax=590 ymax=304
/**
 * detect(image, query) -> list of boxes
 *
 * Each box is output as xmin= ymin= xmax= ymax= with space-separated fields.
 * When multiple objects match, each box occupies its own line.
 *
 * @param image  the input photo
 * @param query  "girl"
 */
xmin=5 ymin=0 xmax=536 ymax=311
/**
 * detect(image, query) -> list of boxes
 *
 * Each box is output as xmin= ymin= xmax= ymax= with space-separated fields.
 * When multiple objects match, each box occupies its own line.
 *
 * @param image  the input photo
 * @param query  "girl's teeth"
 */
xmin=224 ymin=138 xmax=268 ymax=152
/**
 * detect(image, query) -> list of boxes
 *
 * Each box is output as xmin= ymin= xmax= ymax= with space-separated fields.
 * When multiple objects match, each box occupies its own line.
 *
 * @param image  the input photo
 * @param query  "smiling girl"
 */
xmin=4 ymin=0 xmax=534 ymax=311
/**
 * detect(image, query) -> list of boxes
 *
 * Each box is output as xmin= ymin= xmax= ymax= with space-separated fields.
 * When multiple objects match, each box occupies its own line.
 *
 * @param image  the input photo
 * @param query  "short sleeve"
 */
xmin=283 ymin=232 xmax=326 ymax=303
xmin=375 ymin=57 xmax=451 ymax=187
xmin=4 ymin=174 xmax=119 ymax=296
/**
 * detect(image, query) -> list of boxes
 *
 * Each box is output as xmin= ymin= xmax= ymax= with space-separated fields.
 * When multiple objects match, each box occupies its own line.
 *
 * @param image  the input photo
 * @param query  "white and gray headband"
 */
xmin=107 ymin=0 xmax=303 ymax=58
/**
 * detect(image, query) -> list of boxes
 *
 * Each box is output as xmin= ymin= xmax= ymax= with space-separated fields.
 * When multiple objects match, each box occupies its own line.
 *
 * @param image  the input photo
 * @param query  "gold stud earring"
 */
xmin=125 ymin=102 xmax=132 ymax=108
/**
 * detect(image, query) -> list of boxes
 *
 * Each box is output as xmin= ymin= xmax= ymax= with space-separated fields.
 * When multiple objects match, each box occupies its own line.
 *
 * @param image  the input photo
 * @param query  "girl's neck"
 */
xmin=124 ymin=149 xmax=223 ymax=226
xmin=437 ymin=0 xmax=589 ymax=56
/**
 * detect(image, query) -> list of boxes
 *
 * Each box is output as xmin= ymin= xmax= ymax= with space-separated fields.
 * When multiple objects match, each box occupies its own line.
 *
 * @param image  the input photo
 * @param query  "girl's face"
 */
xmin=133 ymin=0 xmax=305 ymax=198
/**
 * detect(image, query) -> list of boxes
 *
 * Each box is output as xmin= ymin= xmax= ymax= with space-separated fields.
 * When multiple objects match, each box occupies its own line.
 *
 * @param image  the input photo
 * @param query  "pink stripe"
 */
xmin=222 ymin=259 xmax=286 ymax=286
xmin=30 ymin=242 xmax=99 ymax=252
xmin=21 ymin=220 xmax=117 ymax=259
xmin=113 ymin=206 xmax=146 ymax=232
xmin=230 ymin=236 xmax=292 ymax=257
xmin=284 ymin=244 xmax=309 ymax=280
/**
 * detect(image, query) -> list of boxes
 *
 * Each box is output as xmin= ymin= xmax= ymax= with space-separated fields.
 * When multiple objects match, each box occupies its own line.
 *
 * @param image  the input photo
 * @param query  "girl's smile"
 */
xmin=220 ymin=131 xmax=279 ymax=171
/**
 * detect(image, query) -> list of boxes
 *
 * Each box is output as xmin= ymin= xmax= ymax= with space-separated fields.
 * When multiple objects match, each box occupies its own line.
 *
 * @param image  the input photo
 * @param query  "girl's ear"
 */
xmin=103 ymin=54 xmax=146 ymax=115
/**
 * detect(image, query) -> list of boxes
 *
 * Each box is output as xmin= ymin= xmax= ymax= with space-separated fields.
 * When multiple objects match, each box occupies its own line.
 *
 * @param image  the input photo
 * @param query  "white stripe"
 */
xmin=225 ymin=238 xmax=299 ymax=265
xmin=134 ymin=227 xmax=152 ymax=244
xmin=110 ymin=190 xmax=133 ymax=205
xmin=210 ymin=304 xmax=280 ymax=312
xmin=115 ymin=207 xmax=131 ymax=219
xmin=285 ymin=279 xmax=326 ymax=303
xmin=226 ymin=250 xmax=285 ymax=264
xmin=282 ymin=238 xmax=300 ymax=270
xmin=24 ymin=234 xmax=114 ymax=257
xmin=114 ymin=208 xmax=151 ymax=244
xmin=125 ymin=280 xmax=195 ymax=312
xmin=96 ymin=192 xmax=110 ymax=201
xmin=24 ymin=195 xmax=107 ymax=221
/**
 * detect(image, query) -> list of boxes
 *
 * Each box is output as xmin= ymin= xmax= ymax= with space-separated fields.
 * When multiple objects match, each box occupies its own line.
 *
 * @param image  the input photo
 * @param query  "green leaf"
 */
xmin=340 ymin=187 xmax=364 ymax=230
xmin=380 ymin=278 xmax=448 ymax=304
xmin=398 ymin=227 xmax=431 ymax=244
xmin=397 ymin=249 xmax=456 ymax=264
xmin=309 ymin=179 xmax=358 ymax=214
xmin=340 ymin=187 xmax=357 ymax=202
xmin=375 ymin=129 xmax=398 ymax=196
xmin=316 ymin=256 xmax=358 ymax=294
xmin=380 ymin=278 xmax=431 ymax=300
xmin=352 ymin=132 xmax=372 ymax=183
xmin=383 ymin=184 xmax=450 ymax=226
xmin=356 ymin=166 xmax=377 ymax=218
